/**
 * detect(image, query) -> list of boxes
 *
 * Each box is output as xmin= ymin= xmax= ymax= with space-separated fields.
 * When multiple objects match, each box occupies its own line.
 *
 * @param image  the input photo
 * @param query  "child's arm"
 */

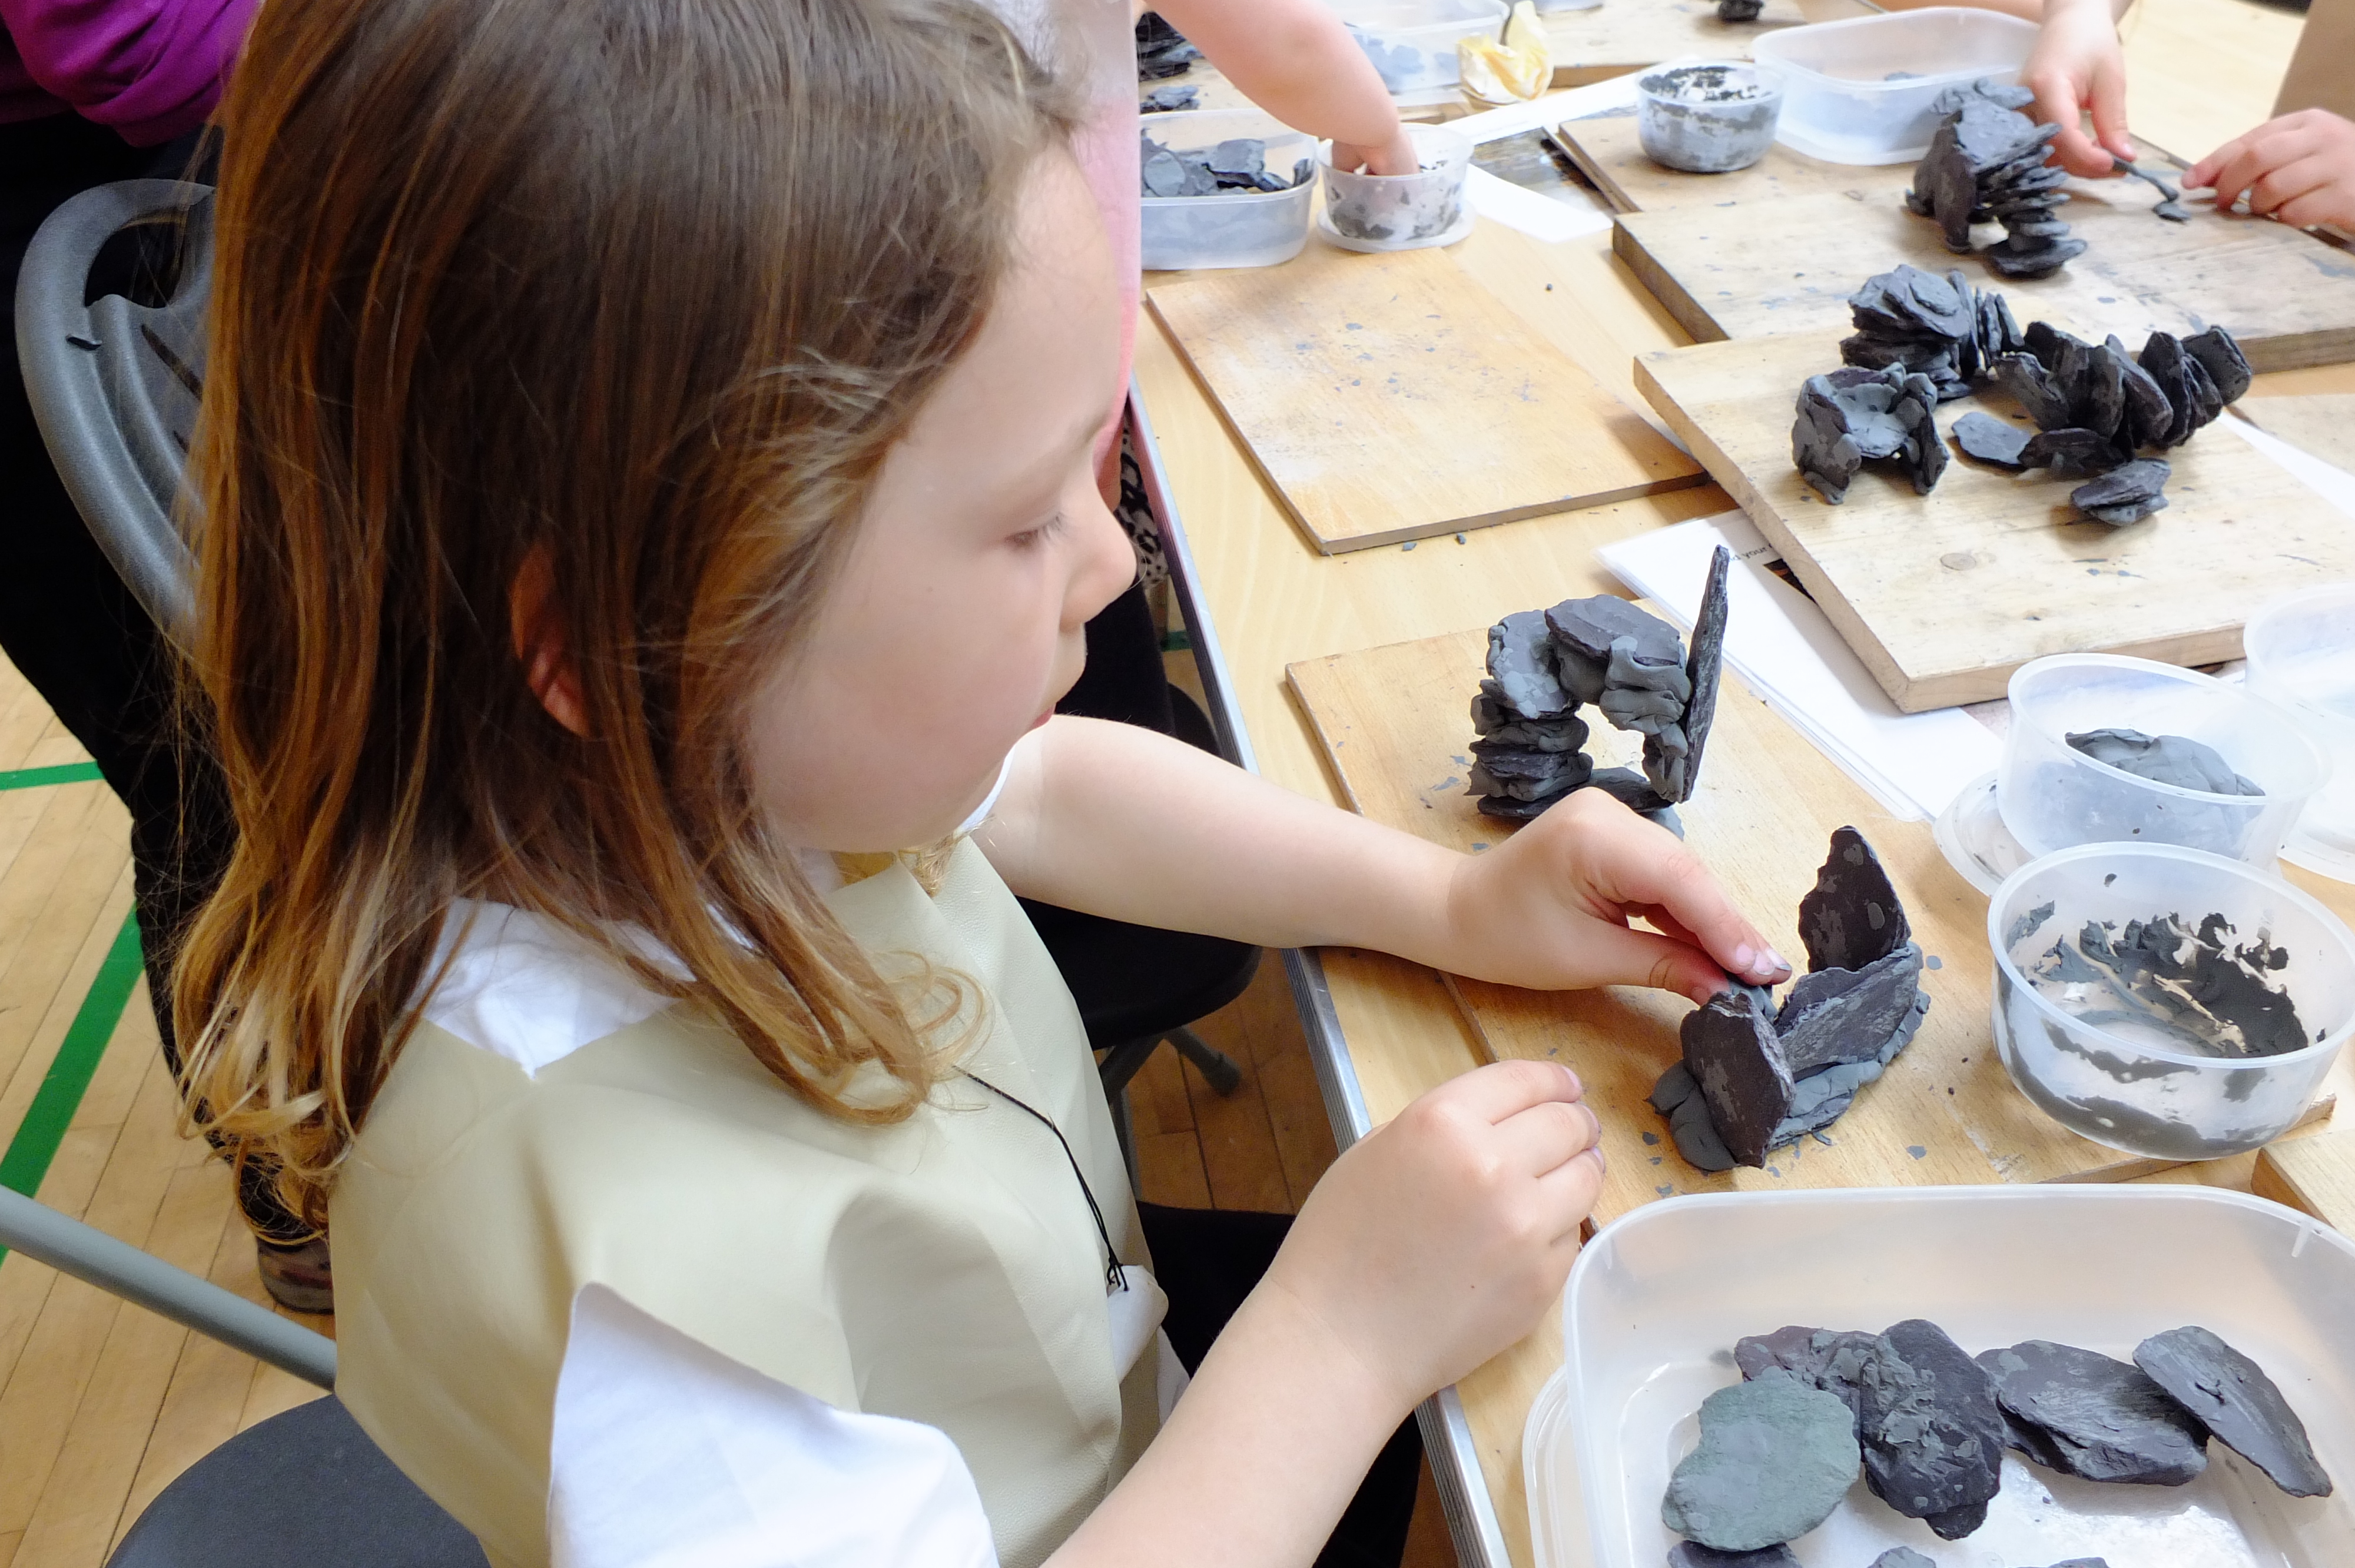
xmin=976 ymin=715 xmax=1791 ymax=1002
xmin=2186 ymin=109 xmax=2355 ymax=231
xmin=1051 ymin=1055 xmax=1604 ymax=1568
xmin=1148 ymin=0 xmax=1419 ymax=177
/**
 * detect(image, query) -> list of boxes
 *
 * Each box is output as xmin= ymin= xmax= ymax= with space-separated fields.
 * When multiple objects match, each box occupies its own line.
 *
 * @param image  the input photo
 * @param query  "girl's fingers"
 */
xmin=1529 ymin=1144 xmax=1610 ymax=1241
xmin=2250 ymin=151 xmax=2336 ymax=218
xmin=2088 ymin=65 xmax=2133 ymax=164
xmin=1570 ymin=919 xmax=1740 ymax=1006
xmin=1489 ymin=1096 xmax=1604 ymax=1182
xmin=1580 ymin=825 xmax=1788 ymax=987
xmin=1431 ymin=1058 xmax=1587 ymax=1128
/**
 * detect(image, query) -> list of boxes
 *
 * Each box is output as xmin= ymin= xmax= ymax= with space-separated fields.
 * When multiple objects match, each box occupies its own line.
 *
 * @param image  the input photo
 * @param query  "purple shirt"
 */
xmin=2 ymin=0 xmax=256 ymax=145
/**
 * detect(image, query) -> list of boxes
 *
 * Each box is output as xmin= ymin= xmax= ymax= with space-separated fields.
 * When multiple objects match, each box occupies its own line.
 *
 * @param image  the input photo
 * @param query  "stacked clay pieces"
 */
xmin=1651 ymin=829 xmax=1932 ymax=1170
xmin=1467 ymin=549 xmax=1731 ymax=830
xmin=1906 ymin=79 xmax=2082 ymax=280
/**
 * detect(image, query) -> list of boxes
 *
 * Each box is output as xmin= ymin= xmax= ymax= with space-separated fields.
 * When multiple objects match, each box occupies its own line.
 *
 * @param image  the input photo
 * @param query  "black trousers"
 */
xmin=1137 ymin=1203 xmax=1424 ymax=1568
xmin=1 ymin=113 xmax=280 ymax=1235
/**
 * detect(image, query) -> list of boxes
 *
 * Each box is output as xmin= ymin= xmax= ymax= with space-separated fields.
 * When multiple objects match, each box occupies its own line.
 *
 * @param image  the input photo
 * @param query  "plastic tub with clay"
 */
xmin=1324 ymin=0 xmax=1507 ymax=108
xmin=1638 ymin=59 xmax=1785 ymax=174
xmin=1139 ymin=109 xmax=1317 ymax=271
xmin=2246 ymin=582 xmax=2355 ymax=883
xmin=1989 ymin=842 xmax=2355 ymax=1160
xmin=1753 ymin=6 xmax=2037 ymax=165
xmin=1319 ymin=124 xmax=1472 ymax=251
xmin=1998 ymin=653 xmax=2327 ymax=866
xmin=1529 ymin=1185 xmax=2355 ymax=1567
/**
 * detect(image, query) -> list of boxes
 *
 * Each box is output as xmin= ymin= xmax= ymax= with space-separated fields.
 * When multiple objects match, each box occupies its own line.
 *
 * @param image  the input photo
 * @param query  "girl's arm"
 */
xmin=1147 ymin=0 xmax=1419 ymax=176
xmin=976 ymin=715 xmax=1789 ymax=1003
xmin=2019 ymin=0 xmax=2137 ymax=177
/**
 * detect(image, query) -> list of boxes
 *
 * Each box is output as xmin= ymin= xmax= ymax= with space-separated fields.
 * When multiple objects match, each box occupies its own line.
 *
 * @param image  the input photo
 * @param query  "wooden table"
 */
xmin=1133 ymin=16 xmax=2355 ymax=1568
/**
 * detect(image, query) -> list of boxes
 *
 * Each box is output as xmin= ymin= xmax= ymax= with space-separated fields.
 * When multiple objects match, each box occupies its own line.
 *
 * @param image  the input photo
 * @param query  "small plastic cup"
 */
xmin=1989 ymin=842 xmax=2355 ymax=1159
xmin=2245 ymin=582 xmax=2355 ymax=882
xmin=1637 ymin=61 xmax=1786 ymax=174
xmin=1321 ymin=125 xmax=1472 ymax=250
xmin=1998 ymin=653 xmax=2328 ymax=866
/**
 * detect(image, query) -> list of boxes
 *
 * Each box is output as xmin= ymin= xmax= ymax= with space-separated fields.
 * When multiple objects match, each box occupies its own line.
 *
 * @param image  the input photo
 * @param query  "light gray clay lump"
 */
xmin=1660 ymin=1371 xmax=1862 ymax=1551
xmin=2135 ymin=1325 xmax=2333 ymax=1497
xmin=1951 ymin=410 xmax=2031 ymax=468
xmin=2065 ymin=728 xmax=2261 ymax=796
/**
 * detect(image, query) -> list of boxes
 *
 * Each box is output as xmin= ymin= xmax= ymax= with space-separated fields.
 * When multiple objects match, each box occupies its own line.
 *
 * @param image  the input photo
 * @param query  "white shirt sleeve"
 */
xmin=548 ymin=1284 xmax=1001 ymax=1568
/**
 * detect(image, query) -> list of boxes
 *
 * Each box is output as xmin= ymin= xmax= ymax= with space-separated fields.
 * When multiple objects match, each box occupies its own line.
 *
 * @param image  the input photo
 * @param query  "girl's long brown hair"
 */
xmin=176 ymin=0 xmax=1079 ymax=1228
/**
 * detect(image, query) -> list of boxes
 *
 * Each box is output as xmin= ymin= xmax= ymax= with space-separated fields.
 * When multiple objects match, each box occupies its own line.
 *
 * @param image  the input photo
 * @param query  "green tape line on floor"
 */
xmin=0 ymin=762 xmax=103 ymax=790
xmin=0 ymin=911 xmax=145 ymax=1264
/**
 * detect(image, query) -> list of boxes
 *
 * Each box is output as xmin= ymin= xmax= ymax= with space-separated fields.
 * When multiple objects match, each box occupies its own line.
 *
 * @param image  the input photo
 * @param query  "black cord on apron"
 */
xmin=963 ymin=1070 xmax=1128 ymax=1295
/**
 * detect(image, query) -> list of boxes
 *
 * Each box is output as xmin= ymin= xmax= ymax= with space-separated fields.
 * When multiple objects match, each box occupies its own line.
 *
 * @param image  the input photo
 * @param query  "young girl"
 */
xmin=179 ymin=1 xmax=1790 ymax=1564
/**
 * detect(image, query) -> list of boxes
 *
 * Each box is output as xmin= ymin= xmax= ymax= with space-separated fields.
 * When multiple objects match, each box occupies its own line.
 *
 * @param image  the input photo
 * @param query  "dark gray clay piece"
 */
xmin=2066 ymin=728 xmax=2261 ymax=796
xmin=1975 ymin=1339 xmax=2209 ymax=1486
xmin=1666 ymin=1544 xmax=1798 ymax=1568
xmin=1867 ymin=1552 xmax=1938 ymax=1568
xmin=1661 ymin=1371 xmax=1861 ymax=1551
xmin=2034 ymin=910 xmax=2311 ymax=1059
xmin=1137 ymin=132 xmax=1310 ymax=198
xmin=2070 ymin=458 xmax=2171 ymax=525
xmin=1681 ymin=989 xmax=1795 ymax=1168
xmin=1736 ymin=1325 xmax=1878 ymax=1422
xmin=1714 ymin=0 xmax=1765 ymax=18
xmin=2135 ymin=1326 xmax=2333 ymax=1497
xmin=1777 ymin=944 xmax=1928 ymax=1075
xmin=1906 ymin=81 xmax=2081 ymax=280
xmin=1857 ymin=1319 xmax=2006 ymax=1537
xmin=1952 ymin=410 xmax=2031 ymax=468
xmin=1799 ymin=828 xmax=1911 ymax=974
xmin=1677 ymin=546 xmax=1732 ymax=804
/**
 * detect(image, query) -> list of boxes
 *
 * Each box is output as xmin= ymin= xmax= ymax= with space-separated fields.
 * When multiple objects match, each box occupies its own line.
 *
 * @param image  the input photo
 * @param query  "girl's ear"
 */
xmin=509 ymin=545 xmax=590 ymax=738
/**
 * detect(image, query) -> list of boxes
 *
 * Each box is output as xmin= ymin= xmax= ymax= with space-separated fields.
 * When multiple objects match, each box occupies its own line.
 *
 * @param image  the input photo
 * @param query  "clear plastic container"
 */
xmin=1535 ymin=1185 xmax=2355 ymax=1568
xmin=1999 ymin=653 xmax=2328 ymax=866
xmin=1138 ymin=109 xmax=1317 ymax=271
xmin=2245 ymin=583 xmax=2355 ymax=883
xmin=1753 ymin=6 xmax=2038 ymax=166
xmin=1320 ymin=124 xmax=1472 ymax=251
xmin=1326 ymin=0 xmax=1508 ymax=108
xmin=1989 ymin=842 xmax=2355 ymax=1160
xmin=1637 ymin=60 xmax=1785 ymax=174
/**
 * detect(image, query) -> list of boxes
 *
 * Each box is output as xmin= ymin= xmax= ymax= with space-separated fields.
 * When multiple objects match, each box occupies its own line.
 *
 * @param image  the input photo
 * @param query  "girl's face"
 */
xmin=748 ymin=152 xmax=1135 ymax=852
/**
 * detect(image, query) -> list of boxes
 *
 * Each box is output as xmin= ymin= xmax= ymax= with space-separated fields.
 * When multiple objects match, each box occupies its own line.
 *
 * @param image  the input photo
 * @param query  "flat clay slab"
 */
xmin=1634 ymin=328 xmax=2355 ymax=711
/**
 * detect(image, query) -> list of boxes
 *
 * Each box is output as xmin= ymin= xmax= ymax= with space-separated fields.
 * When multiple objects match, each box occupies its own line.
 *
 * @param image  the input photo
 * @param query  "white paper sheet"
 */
xmin=1447 ymin=72 xmax=1641 ymax=147
xmin=1467 ymin=166 xmax=1614 ymax=242
xmin=1597 ymin=513 xmax=2002 ymax=821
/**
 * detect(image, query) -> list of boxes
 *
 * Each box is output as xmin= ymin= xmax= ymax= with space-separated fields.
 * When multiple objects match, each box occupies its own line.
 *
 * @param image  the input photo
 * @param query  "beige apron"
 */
xmin=330 ymin=840 xmax=1157 ymax=1568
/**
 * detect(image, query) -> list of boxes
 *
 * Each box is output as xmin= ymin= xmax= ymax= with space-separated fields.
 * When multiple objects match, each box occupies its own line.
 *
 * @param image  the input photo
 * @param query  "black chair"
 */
xmin=19 ymin=181 xmax=484 ymax=1567
xmin=1025 ymin=580 xmax=1259 ymax=1180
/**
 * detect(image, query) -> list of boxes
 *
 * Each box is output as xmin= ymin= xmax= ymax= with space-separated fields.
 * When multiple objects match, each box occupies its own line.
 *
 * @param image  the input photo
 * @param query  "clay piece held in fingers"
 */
xmin=1681 ymin=989 xmax=1796 ymax=1168
xmin=1974 ymin=1340 xmax=2210 ymax=1486
xmin=2113 ymin=156 xmax=2192 ymax=220
xmin=2070 ymin=458 xmax=2171 ymax=525
xmin=2134 ymin=1326 xmax=2334 ymax=1497
xmin=1662 ymin=1370 xmax=1861 ymax=1552
xmin=2065 ymin=727 xmax=2261 ymax=796
xmin=1857 ymin=1319 xmax=2007 ymax=1537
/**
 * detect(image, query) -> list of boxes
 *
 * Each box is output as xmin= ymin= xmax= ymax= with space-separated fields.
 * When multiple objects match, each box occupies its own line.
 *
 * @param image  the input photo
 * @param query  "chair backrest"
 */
xmin=107 ymin=1395 xmax=488 ymax=1568
xmin=15 ymin=178 xmax=211 ymax=639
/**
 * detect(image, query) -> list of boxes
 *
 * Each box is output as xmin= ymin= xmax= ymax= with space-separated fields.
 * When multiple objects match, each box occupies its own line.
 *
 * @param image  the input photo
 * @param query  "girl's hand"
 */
xmin=1440 ymin=788 xmax=1791 ymax=1004
xmin=2186 ymin=109 xmax=2355 ymax=231
xmin=2022 ymin=0 xmax=2134 ymax=178
xmin=1257 ymin=1059 xmax=1606 ymax=1414
xmin=1330 ymin=126 xmax=1419 ymax=177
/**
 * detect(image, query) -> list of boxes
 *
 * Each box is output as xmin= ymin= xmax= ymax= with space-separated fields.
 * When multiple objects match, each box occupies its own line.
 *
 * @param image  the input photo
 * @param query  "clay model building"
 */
xmin=1905 ymin=79 xmax=2083 ymax=280
xmin=1650 ymin=828 xmax=1931 ymax=1170
xmin=1667 ymin=1317 xmax=2333 ymax=1560
xmin=1464 ymin=549 xmax=1731 ymax=828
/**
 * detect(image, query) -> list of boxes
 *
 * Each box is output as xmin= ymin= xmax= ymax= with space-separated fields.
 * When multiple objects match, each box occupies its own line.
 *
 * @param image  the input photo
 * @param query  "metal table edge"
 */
xmin=1128 ymin=381 xmax=1513 ymax=1568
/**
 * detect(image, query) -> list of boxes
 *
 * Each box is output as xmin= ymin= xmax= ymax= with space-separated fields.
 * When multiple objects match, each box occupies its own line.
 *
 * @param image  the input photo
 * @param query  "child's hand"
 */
xmin=1260 ymin=1059 xmax=1606 ymax=1412
xmin=1440 ymin=789 xmax=1791 ymax=1004
xmin=2021 ymin=0 xmax=2134 ymax=178
xmin=2187 ymin=109 xmax=2355 ymax=231
xmin=1330 ymin=127 xmax=1419 ymax=177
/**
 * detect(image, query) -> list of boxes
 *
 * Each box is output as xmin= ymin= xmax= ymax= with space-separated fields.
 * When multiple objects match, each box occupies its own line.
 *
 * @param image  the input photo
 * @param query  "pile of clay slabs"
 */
xmin=1527 ymin=1186 xmax=2354 ymax=1567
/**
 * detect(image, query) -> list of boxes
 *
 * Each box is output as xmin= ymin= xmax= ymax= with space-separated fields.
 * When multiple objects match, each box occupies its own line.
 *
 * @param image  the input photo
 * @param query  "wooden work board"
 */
xmin=1540 ymin=0 xmax=1865 ymax=87
xmin=1634 ymin=330 xmax=2355 ymax=711
xmin=2238 ymin=391 xmax=2355 ymax=472
xmin=1561 ymin=107 xmax=1928 ymax=213
xmin=1283 ymin=627 xmax=2336 ymax=1228
xmin=2255 ymin=1128 xmax=2355 ymax=1234
xmin=1145 ymin=237 xmax=1703 ymax=554
xmin=1608 ymin=167 xmax=2355 ymax=374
